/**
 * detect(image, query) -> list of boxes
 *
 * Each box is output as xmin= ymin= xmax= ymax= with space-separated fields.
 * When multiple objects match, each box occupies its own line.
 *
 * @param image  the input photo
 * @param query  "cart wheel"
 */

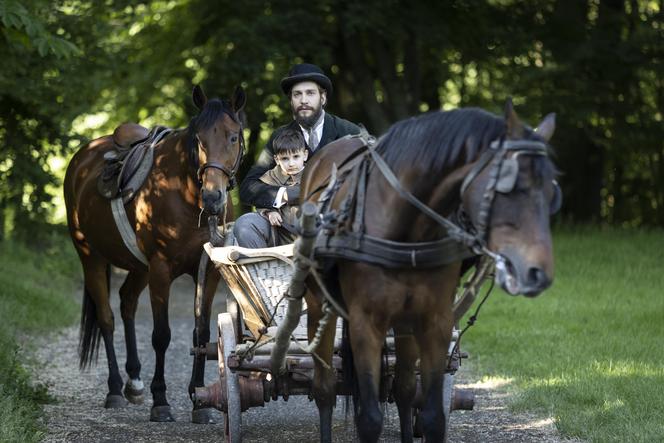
xmin=218 ymin=313 xmax=242 ymax=443
xmin=442 ymin=372 xmax=453 ymax=442
xmin=226 ymin=292 xmax=243 ymax=343
xmin=412 ymin=373 xmax=453 ymax=442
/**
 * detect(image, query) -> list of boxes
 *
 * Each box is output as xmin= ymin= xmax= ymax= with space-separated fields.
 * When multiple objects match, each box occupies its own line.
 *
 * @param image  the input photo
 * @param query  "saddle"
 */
xmin=97 ymin=124 xmax=172 ymax=203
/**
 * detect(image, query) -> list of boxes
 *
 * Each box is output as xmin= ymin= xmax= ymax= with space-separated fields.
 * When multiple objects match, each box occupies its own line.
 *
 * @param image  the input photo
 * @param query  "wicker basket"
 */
xmin=243 ymin=258 xmax=308 ymax=335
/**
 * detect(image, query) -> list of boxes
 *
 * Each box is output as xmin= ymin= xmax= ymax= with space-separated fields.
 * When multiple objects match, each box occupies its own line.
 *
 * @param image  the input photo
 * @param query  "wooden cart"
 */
xmin=193 ymin=241 xmax=478 ymax=442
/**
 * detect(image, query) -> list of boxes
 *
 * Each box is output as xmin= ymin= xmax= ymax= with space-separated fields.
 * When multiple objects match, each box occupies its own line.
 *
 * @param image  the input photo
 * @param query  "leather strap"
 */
xmin=195 ymin=126 xmax=245 ymax=189
xmin=365 ymin=141 xmax=478 ymax=249
xmin=315 ymin=230 xmax=473 ymax=269
xmin=111 ymin=197 xmax=148 ymax=266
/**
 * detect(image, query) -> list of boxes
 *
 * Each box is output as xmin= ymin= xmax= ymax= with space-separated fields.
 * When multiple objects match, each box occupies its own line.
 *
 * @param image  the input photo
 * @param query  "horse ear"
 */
xmin=504 ymin=97 xmax=524 ymax=138
xmin=192 ymin=85 xmax=207 ymax=110
xmin=232 ymin=85 xmax=246 ymax=113
xmin=534 ymin=113 xmax=556 ymax=142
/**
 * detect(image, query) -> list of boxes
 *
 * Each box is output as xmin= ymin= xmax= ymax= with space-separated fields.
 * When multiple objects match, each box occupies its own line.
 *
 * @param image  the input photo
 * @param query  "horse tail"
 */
xmin=78 ymin=265 xmax=109 ymax=369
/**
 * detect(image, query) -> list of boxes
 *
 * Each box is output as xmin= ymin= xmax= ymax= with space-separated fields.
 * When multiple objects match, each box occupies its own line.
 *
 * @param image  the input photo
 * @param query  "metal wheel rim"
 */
xmin=218 ymin=312 xmax=242 ymax=442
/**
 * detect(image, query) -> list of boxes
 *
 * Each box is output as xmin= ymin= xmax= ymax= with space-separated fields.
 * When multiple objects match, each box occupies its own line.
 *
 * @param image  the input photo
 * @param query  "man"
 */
xmin=234 ymin=63 xmax=360 ymax=248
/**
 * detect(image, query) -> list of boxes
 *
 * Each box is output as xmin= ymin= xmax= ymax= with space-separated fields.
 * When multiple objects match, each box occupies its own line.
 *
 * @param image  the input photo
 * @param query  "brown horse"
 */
xmin=298 ymin=101 xmax=559 ymax=442
xmin=64 ymin=85 xmax=245 ymax=422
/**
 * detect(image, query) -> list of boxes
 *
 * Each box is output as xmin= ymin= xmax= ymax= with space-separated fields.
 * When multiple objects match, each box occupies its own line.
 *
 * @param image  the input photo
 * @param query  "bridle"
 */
xmin=459 ymin=138 xmax=550 ymax=246
xmin=365 ymin=132 xmax=554 ymax=256
xmin=195 ymin=116 xmax=245 ymax=190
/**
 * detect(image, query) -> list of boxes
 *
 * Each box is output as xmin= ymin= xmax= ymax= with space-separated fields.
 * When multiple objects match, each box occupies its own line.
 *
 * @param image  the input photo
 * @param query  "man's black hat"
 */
xmin=280 ymin=63 xmax=333 ymax=96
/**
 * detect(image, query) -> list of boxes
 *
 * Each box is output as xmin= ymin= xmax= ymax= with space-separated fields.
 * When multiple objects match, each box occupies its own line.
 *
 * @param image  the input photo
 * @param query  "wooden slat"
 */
xmin=205 ymin=243 xmax=294 ymax=266
xmin=217 ymin=265 xmax=265 ymax=339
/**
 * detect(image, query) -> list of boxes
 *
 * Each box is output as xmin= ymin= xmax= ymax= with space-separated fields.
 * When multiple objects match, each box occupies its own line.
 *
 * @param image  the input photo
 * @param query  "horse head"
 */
xmin=191 ymin=84 xmax=246 ymax=216
xmin=461 ymin=100 xmax=560 ymax=297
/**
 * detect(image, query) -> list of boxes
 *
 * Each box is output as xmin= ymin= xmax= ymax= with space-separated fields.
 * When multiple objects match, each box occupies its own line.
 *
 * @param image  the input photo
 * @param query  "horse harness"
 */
xmin=310 ymin=130 xmax=555 ymax=270
xmin=103 ymin=115 xmax=245 ymax=267
xmin=102 ymin=126 xmax=173 ymax=267
xmin=195 ymin=125 xmax=245 ymax=191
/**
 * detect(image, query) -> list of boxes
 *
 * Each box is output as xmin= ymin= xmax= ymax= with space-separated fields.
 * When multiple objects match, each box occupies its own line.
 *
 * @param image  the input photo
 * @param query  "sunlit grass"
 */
xmin=0 ymin=234 xmax=79 ymax=442
xmin=463 ymin=227 xmax=664 ymax=442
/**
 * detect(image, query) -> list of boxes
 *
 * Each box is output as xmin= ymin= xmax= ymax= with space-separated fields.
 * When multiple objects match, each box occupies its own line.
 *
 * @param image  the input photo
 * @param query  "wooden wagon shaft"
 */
xmin=453 ymin=256 xmax=494 ymax=322
xmin=271 ymin=202 xmax=319 ymax=376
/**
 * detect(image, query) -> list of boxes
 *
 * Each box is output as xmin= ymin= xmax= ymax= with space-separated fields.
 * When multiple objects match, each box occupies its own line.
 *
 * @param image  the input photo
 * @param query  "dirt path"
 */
xmin=30 ymin=269 xmax=575 ymax=442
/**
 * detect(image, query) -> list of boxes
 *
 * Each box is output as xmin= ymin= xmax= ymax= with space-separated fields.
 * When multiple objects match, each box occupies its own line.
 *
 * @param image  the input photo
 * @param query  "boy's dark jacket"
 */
xmin=239 ymin=113 xmax=360 ymax=209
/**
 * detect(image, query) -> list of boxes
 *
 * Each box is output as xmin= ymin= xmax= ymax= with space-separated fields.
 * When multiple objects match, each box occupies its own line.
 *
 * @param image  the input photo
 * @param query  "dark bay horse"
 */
xmin=299 ymin=101 xmax=559 ymax=442
xmin=64 ymin=85 xmax=245 ymax=422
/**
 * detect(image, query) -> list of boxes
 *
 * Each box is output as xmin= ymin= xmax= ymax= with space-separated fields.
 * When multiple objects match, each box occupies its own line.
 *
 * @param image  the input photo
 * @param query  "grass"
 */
xmin=0 ymin=233 xmax=79 ymax=443
xmin=462 ymin=226 xmax=664 ymax=442
xmin=0 ymin=226 xmax=661 ymax=442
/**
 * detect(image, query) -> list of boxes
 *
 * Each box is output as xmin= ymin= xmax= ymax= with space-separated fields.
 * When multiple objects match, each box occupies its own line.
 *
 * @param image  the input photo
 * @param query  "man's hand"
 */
xmin=267 ymin=211 xmax=283 ymax=226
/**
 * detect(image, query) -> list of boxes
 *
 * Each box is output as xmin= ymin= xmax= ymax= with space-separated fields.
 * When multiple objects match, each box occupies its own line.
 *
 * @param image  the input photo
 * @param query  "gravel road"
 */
xmin=30 ymin=269 xmax=576 ymax=442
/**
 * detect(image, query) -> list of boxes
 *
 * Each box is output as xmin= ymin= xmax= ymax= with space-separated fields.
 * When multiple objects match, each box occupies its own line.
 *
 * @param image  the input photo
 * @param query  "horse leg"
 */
xmin=392 ymin=327 xmax=418 ymax=443
xmin=119 ymin=270 xmax=148 ymax=405
xmin=190 ymin=258 xmax=221 ymax=424
xmin=415 ymin=318 xmax=452 ymax=442
xmin=80 ymin=255 xmax=126 ymax=408
xmin=307 ymin=297 xmax=338 ymax=443
xmin=147 ymin=260 xmax=174 ymax=422
xmin=348 ymin=313 xmax=387 ymax=443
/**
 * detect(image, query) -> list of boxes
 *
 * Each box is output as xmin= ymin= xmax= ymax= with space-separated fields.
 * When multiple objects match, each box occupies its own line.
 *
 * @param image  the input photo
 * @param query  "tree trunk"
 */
xmin=340 ymin=28 xmax=391 ymax=133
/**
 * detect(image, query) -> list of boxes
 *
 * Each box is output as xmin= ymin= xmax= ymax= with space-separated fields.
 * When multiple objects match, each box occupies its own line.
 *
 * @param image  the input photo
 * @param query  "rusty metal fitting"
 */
xmin=238 ymin=375 xmax=265 ymax=410
xmin=193 ymin=380 xmax=224 ymax=410
xmin=190 ymin=342 xmax=218 ymax=360
xmin=452 ymin=388 xmax=475 ymax=411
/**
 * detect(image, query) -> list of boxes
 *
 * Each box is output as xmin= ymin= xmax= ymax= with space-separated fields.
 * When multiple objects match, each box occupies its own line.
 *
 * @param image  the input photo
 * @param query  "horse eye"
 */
xmin=230 ymin=134 xmax=239 ymax=144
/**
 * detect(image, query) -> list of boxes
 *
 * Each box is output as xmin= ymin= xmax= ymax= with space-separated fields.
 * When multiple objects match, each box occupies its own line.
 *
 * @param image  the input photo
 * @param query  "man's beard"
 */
xmin=293 ymin=104 xmax=323 ymax=129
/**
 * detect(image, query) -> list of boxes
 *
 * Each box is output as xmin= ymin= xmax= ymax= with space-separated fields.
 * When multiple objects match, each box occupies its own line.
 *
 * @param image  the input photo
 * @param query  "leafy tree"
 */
xmin=2 ymin=0 xmax=662 ymax=233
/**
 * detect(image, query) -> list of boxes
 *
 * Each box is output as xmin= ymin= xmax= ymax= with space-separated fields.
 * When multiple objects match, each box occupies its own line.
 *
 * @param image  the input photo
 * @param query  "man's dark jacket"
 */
xmin=239 ymin=113 xmax=360 ymax=208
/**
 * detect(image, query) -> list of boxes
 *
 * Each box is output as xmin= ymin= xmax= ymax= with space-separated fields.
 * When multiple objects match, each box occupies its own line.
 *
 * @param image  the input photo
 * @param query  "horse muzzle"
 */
xmin=201 ymin=188 xmax=226 ymax=215
xmin=494 ymin=250 xmax=552 ymax=297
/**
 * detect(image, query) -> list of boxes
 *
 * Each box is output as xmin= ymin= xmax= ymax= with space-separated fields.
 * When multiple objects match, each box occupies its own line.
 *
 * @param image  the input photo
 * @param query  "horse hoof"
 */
xmin=191 ymin=407 xmax=217 ymax=424
xmin=150 ymin=405 xmax=175 ymax=422
xmin=123 ymin=380 xmax=145 ymax=405
xmin=104 ymin=394 xmax=127 ymax=409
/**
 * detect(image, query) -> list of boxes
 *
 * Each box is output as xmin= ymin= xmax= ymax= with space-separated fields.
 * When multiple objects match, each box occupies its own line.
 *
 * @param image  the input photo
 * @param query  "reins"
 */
xmin=364 ymin=133 xmax=482 ymax=252
xmin=307 ymin=130 xmax=552 ymax=326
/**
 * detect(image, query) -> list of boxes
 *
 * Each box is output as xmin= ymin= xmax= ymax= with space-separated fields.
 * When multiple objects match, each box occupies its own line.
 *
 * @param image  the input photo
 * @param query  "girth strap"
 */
xmin=111 ymin=197 xmax=148 ymax=266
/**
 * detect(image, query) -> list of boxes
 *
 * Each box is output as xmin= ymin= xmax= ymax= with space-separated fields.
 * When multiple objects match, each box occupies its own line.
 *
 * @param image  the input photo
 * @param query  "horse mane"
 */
xmin=185 ymin=98 xmax=238 ymax=168
xmin=375 ymin=108 xmax=508 ymax=174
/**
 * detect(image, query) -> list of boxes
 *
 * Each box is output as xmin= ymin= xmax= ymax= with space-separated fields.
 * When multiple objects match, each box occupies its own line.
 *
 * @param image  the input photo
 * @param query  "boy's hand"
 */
xmin=267 ymin=211 xmax=282 ymax=226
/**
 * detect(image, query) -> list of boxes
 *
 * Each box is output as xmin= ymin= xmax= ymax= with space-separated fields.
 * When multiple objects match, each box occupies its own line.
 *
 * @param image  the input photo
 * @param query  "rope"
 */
xmin=447 ymin=277 xmax=496 ymax=369
xmin=234 ymin=284 xmax=333 ymax=371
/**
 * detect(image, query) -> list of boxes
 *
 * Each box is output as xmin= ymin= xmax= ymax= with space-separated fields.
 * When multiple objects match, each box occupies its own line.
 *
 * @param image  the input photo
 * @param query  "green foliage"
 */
xmin=0 ymin=0 xmax=81 ymax=58
xmin=464 ymin=227 xmax=664 ymax=441
xmin=0 ymin=340 xmax=49 ymax=443
xmin=1 ymin=0 xmax=662 ymax=234
xmin=0 ymin=234 xmax=79 ymax=442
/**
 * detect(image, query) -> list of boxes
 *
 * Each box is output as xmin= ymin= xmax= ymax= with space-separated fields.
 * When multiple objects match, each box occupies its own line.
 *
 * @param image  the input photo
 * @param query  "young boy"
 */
xmin=258 ymin=129 xmax=308 ymax=245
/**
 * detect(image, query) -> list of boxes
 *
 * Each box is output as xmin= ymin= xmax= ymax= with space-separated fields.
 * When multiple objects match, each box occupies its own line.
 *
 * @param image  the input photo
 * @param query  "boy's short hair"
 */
xmin=273 ymin=129 xmax=306 ymax=156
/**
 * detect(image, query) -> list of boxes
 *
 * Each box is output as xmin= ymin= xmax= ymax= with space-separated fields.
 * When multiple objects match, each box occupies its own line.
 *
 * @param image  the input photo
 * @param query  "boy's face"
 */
xmin=275 ymin=149 xmax=308 ymax=176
